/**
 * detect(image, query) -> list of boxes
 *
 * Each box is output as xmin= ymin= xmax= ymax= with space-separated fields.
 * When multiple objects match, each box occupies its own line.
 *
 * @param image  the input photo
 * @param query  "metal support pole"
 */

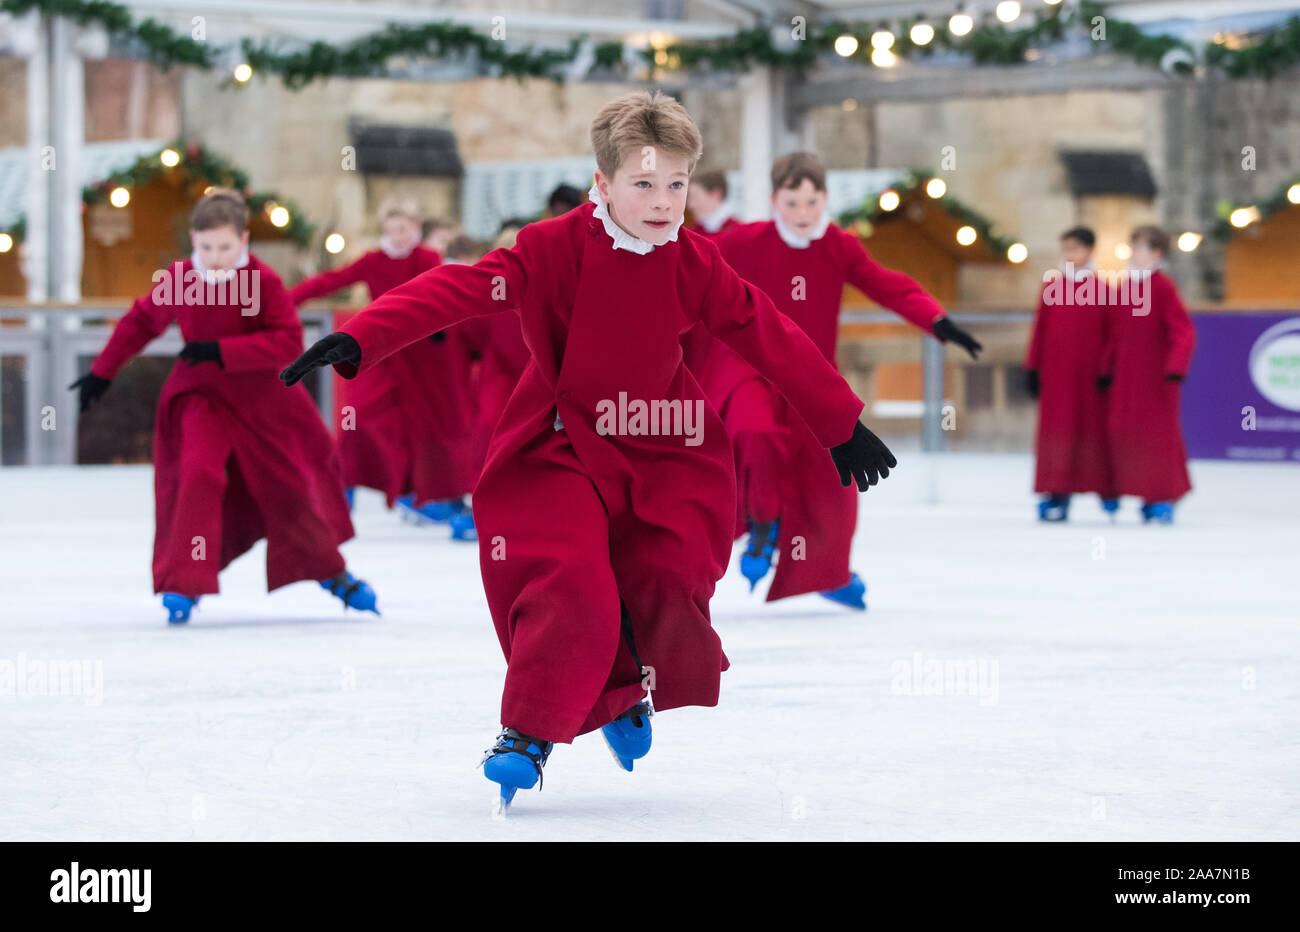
xmin=921 ymin=336 xmax=945 ymax=453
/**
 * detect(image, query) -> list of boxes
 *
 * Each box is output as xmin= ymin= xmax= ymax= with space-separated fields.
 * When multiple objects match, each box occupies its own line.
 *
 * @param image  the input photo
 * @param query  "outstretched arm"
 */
xmin=288 ymin=253 xmax=374 ymax=305
xmin=89 ymin=274 xmax=180 ymax=380
xmin=697 ymin=244 xmax=894 ymax=489
xmin=841 ymin=228 xmax=982 ymax=358
xmin=282 ymin=244 xmax=526 ymax=384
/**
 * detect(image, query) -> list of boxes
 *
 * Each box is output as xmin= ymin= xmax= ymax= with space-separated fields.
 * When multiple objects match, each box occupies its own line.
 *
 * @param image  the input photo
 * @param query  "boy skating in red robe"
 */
xmin=70 ymin=189 xmax=376 ymax=623
xmin=1100 ymin=225 xmax=1196 ymax=522
xmin=290 ymin=196 xmax=476 ymax=525
xmin=281 ymin=92 xmax=897 ymax=810
xmin=1024 ymin=226 xmax=1119 ymax=521
xmin=685 ymin=168 xmax=740 ymax=237
xmin=684 ymin=153 xmax=981 ymax=609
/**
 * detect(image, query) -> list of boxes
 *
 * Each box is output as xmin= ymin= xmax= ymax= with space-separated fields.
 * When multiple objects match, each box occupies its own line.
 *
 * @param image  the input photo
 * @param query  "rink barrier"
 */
xmin=0 ymin=305 xmax=334 ymax=466
xmin=0 ymin=305 xmax=1029 ymax=465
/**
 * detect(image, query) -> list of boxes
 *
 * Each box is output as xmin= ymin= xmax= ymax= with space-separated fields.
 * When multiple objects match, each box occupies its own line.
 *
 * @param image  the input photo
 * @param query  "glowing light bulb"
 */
xmin=956 ymin=225 xmax=977 ymax=246
xmin=109 ymin=187 xmax=130 ymax=208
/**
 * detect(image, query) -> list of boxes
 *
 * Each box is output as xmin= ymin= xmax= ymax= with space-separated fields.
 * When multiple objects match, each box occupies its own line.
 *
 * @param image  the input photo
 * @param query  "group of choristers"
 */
xmin=1025 ymin=225 xmax=1195 ymax=524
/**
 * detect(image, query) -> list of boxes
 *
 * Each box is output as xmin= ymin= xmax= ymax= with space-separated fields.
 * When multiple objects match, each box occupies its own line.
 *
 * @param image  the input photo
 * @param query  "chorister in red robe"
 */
xmin=1103 ymin=269 xmax=1196 ymax=502
xmin=684 ymin=218 xmax=945 ymax=601
xmin=89 ymin=254 xmax=354 ymax=596
xmin=685 ymin=215 xmax=741 ymax=237
xmin=324 ymin=199 xmax=866 ymax=743
xmin=460 ymin=311 xmax=532 ymax=476
xmin=290 ymin=246 xmax=477 ymax=507
xmin=1025 ymin=269 xmax=1117 ymax=498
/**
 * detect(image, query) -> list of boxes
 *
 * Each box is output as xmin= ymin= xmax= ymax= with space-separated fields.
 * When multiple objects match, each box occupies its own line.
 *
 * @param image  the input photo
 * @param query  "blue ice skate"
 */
xmin=345 ymin=486 xmax=356 ymax=511
xmin=739 ymin=519 xmax=779 ymax=591
xmin=1141 ymin=501 xmax=1174 ymax=525
xmin=600 ymin=701 xmax=653 ymax=772
xmin=418 ymin=499 xmax=454 ymax=523
xmin=396 ymin=493 xmax=419 ymax=522
xmin=482 ymin=727 xmax=553 ymax=809
xmin=448 ymin=499 xmax=477 ymax=542
xmin=1037 ymin=494 xmax=1070 ymax=522
xmin=819 ymin=572 xmax=866 ymax=610
xmin=162 ymin=593 xmax=199 ymax=624
xmin=320 ymin=571 xmax=380 ymax=615
xmin=1100 ymin=497 xmax=1119 ymax=520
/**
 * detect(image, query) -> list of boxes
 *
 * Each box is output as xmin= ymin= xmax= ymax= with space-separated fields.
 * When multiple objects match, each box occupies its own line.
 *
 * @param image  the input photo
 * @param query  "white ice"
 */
xmin=1 ymin=450 xmax=1297 ymax=840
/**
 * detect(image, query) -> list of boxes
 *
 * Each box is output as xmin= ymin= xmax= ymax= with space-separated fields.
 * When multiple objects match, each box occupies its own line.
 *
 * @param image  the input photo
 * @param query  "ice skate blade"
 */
xmin=601 ymin=732 xmax=635 ymax=772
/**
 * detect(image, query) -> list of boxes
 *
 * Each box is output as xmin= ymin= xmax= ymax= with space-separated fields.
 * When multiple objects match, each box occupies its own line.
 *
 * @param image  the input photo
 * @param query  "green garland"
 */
xmin=4 ymin=0 xmax=1298 ymax=87
xmin=0 ymin=0 xmax=215 ymax=67
xmin=7 ymin=141 xmax=316 ymax=247
xmin=836 ymin=169 xmax=1020 ymax=257
xmin=1211 ymin=177 xmax=1300 ymax=242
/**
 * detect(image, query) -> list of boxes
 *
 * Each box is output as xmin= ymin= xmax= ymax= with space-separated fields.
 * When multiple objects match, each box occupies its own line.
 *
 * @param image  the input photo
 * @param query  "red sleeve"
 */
xmin=289 ymin=253 xmax=374 ymax=304
xmin=1024 ymin=284 xmax=1050 ymax=371
xmin=1158 ymin=274 xmax=1195 ymax=377
xmin=219 ymin=270 xmax=304 ymax=372
xmin=837 ymin=227 xmax=945 ymax=335
xmin=89 ymin=278 xmax=179 ymax=380
xmin=696 ymin=240 xmax=864 ymax=448
xmin=333 ymin=243 xmax=527 ymax=379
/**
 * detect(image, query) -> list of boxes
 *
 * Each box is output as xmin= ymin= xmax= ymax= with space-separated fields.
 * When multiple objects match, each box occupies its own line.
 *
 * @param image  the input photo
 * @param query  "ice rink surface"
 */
xmin=2 ymin=451 xmax=1297 ymax=840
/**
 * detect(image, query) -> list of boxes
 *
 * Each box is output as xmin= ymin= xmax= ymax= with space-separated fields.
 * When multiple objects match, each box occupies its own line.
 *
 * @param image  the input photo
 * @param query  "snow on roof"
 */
xmin=0 ymin=138 xmax=164 ymax=228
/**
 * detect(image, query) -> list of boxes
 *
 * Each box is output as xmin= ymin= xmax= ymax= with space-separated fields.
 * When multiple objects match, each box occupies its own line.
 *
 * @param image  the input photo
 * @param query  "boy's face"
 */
xmin=594 ymin=149 xmax=691 ymax=246
xmin=1060 ymin=237 xmax=1093 ymax=267
xmin=425 ymin=227 xmax=453 ymax=255
xmin=383 ymin=215 xmax=421 ymax=255
xmin=771 ymin=180 xmax=828 ymax=236
xmin=1129 ymin=238 xmax=1161 ymax=270
xmin=687 ymin=184 xmax=724 ymax=218
xmin=190 ymin=225 xmax=248 ymax=271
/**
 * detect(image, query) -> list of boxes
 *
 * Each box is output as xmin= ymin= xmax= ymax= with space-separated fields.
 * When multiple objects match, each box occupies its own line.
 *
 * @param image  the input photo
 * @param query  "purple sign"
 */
xmin=1182 ymin=312 xmax=1300 ymax=462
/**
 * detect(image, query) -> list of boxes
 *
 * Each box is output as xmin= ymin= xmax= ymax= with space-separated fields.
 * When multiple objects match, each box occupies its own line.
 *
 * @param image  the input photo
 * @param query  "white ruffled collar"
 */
xmin=190 ymin=246 xmax=250 ymax=282
xmin=773 ymin=209 xmax=831 ymax=249
xmin=588 ymin=184 xmax=682 ymax=255
xmin=380 ymin=236 xmax=416 ymax=260
xmin=1060 ymin=260 xmax=1096 ymax=281
xmin=696 ymin=202 xmax=734 ymax=234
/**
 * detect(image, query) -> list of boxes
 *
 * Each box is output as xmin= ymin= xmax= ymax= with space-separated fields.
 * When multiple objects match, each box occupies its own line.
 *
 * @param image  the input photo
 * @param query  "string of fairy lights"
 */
xmin=1 ymin=1 xmax=1298 ymax=261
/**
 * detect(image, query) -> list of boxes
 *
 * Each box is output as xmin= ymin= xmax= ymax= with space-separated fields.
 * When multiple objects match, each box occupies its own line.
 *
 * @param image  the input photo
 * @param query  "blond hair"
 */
xmin=378 ymin=194 xmax=423 ymax=226
xmin=191 ymin=188 xmax=248 ymax=232
xmin=589 ymin=91 xmax=704 ymax=179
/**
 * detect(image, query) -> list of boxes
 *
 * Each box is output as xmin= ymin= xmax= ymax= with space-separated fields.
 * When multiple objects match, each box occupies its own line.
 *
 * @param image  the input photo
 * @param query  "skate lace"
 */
xmin=481 ymin=728 xmax=553 ymax=789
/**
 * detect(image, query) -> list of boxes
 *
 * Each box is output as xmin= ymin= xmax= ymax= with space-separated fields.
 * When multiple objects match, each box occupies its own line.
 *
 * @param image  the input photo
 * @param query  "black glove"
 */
xmin=69 ymin=372 xmax=112 ymax=414
xmin=179 ymin=341 xmax=223 ymax=368
xmin=429 ymin=330 xmax=447 ymax=344
xmin=932 ymin=316 xmax=983 ymax=360
xmin=1025 ymin=369 xmax=1040 ymax=399
xmin=1164 ymin=372 xmax=1184 ymax=384
xmin=280 ymin=333 xmax=362 ymax=386
xmin=1096 ymin=374 xmax=1113 ymax=391
xmin=830 ymin=421 xmax=897 ymax=491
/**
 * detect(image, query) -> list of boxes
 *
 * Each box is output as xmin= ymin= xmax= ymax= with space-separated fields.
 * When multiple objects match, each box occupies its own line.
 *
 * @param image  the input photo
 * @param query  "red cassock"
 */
xmin=459 ymin=310 xmax=532 ymax=477
xmin=330 ymin=204 xmax=864 ymax=743
xmin=683 ymin=220 xmax=943 ymax=601
xmin=1024 ymin=274 xmax=1116 ymax=497
xmin=685 ymin=216 xmax=741 ymax=237
xmin=90 ymin=254 xmax=353 ymax=596
xmin=1103 ymin=269 xmax=1196 ymax=502
xmin=290 ymin=247 xmax=476 ymax=506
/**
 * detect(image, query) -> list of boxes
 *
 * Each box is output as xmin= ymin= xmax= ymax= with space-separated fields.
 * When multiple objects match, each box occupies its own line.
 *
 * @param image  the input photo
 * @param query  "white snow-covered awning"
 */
xmin=0 ymin=139 xmax=164 ymax=229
